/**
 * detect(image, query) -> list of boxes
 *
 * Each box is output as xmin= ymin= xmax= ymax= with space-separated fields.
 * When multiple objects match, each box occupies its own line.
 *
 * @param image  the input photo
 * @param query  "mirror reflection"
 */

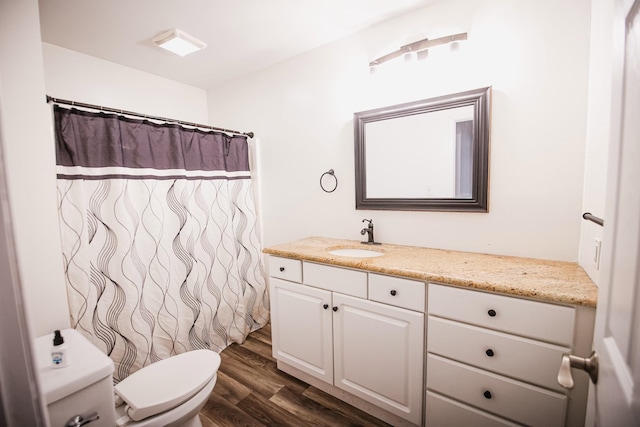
xmin=365 ymin=105 xmax=474 ymax=198
xmin=354 ymin=87 xmax=490 ymax=211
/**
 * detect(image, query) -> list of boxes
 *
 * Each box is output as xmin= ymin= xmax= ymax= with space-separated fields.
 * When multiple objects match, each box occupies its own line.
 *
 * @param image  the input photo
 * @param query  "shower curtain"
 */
xmin=53 ymin=106 xmax=269 ymax=382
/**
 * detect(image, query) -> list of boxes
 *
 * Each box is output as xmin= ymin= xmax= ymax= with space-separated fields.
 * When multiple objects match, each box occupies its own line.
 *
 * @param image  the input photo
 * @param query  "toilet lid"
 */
xmin=114 ymin=349 xmax=221 ymax=421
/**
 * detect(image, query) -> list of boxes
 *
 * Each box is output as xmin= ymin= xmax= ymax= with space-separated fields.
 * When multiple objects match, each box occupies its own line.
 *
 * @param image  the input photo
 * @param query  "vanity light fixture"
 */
xmin=153 ymin=29 xmax=207 ymax=57
xmin=369 ymin=32 xmax=467 ymax=69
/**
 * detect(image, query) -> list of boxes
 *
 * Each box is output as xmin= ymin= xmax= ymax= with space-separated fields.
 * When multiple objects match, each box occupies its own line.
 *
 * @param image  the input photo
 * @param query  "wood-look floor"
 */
xmin=199 ymin=323 xmax=392 ymax=427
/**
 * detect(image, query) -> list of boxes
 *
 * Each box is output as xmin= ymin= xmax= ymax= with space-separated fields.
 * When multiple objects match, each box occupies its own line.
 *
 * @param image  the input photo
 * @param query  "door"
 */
xmin=269 ymin=278 xmax=334 ymax=383
xmin=590 ymin=0 xmax=640 ymax=425
xmin=0 ymin=104 xmax=46 ymax=426
xmin=333 ymin=293 xmax=424 ymax=425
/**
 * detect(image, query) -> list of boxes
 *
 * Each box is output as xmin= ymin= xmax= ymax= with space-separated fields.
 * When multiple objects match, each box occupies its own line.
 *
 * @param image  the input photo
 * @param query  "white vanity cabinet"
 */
xmin=265 ymin=238 xmax=597 ymax=427
xmin=425 ymin=283 xmax=593 ymax=427
xmin=269 ymin=256 xmax=425 ymax=426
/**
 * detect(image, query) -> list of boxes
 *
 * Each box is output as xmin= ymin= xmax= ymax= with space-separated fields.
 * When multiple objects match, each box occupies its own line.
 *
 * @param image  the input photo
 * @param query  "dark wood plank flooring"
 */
xmin=199 ymin=323 xmax=392 ymax=427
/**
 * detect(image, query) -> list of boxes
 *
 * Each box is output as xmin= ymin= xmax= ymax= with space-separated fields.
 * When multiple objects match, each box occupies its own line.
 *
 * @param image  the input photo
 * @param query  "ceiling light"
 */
xmin=153 ymin=29 xmax=206 ymax=57
xmin=369 ymin=32 xmax=467 ymax=68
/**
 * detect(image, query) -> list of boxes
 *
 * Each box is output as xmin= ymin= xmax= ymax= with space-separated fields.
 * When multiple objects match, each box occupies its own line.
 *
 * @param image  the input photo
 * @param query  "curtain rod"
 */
xmin=46 ymin=95 xmax=254 ymax=138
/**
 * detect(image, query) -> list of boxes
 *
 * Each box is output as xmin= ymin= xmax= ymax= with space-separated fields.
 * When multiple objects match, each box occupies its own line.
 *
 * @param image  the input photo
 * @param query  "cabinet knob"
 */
xmin=483 ymin=390 xmax=492 ymax=399
xmin=323 ymin=304 xmax=329 ymax=310
xmin=487 ymin=309 xmax=497 ymax=317
xmin=332 ymin=306 xmax=338 ymax=312
xmin=279 ymin=267 xmax=285 ymax=272
xmin=390 ymin=290 xmax=397 ymax=296
xmin=485 ymin=349 xmax=495 ymax=357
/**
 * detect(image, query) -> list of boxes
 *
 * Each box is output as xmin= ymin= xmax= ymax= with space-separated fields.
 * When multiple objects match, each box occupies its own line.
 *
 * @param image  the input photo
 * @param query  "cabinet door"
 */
xmin=270 ymin=278 xmax=333 ymax=383
xmin=333 ymin=293 xmax=424 ymax=425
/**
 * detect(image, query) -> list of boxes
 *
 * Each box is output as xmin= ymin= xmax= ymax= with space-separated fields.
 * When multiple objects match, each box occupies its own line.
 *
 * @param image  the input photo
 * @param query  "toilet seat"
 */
xmin=114 ymin=349 xmax=221 ymax=422
xmin=115 ymin=375 xmax=217 ymax=427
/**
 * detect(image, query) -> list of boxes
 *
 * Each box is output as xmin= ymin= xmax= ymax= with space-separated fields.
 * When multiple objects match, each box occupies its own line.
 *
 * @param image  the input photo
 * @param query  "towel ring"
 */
xmin=320 ymin=169 xmax=338 ymax=193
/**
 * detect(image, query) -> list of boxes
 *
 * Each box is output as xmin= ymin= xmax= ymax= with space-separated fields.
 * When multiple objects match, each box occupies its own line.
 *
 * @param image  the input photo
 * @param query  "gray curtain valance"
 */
xmin=54 ymin=106 xmax=249 ymax=174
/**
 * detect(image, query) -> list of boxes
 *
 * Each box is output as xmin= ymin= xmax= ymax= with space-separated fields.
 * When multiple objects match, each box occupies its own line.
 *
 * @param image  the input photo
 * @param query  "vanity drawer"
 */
xmin=369 ymin=274 xmax=425 ymax=312
xmin=269 ymin=256 xmax=302 ymax=283
xmin=426 ymin=391 xmax=520 ymax=427
xmin=303 ymin=262 xmax=367 ymax=298
xmin=428 ymin=316 xmax=568 ymax=391
xmin=427 ymin=354 xmax=566 ymax=427
xmin=428 ymin=283 xmax=575 ymax=346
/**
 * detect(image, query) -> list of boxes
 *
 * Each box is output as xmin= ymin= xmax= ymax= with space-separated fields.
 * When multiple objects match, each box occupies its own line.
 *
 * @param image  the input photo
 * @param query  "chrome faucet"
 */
xmin=361 ymin=219 xmax=381 ymax=245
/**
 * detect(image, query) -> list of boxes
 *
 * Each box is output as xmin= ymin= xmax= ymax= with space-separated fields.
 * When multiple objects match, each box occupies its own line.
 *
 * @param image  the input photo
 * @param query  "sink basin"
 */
xmin=328 ymin=248 xmax=384 ymax=258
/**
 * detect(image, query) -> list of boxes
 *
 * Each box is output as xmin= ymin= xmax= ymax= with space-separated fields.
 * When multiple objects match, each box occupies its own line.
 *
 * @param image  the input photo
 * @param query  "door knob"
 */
xmin=557 ymin=350 xmax=598 ymax=389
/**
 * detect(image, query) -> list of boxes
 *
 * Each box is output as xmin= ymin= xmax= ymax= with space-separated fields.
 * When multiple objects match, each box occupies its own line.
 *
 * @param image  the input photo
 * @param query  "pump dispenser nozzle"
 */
xmin=53 ymin=330 xmax=64 ymax=346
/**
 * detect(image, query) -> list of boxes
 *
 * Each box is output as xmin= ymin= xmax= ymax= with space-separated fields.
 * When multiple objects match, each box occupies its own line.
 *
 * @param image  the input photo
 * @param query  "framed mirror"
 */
xmin=354 ymin=87 xmax=491 ymax=211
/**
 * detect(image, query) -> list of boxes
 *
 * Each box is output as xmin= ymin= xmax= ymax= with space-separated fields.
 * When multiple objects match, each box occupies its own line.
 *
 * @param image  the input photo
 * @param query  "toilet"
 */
xmin=35 ymin=329 xmax=221 ymax=427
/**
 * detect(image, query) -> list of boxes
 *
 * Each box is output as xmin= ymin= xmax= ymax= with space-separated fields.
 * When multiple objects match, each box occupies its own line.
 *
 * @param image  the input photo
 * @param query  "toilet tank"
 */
xmin=34 ymin=329 xmax=116 ymax=427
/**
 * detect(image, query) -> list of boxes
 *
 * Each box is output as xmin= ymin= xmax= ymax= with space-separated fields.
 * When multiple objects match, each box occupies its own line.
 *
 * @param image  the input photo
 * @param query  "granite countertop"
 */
xmin=263 ymin=236 xmax=598 ymax=308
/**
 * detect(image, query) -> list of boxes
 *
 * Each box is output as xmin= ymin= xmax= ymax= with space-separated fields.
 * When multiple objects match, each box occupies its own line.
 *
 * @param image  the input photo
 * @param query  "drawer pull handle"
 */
xmin=390 ymin=290 xmax=397 ymax=296
xmin=483 ymin=390 xmax=492 ymax=399
xmin=332 ymin=306 xmax=338 ymax=312
xmin=485 ymin=349 xmax=495 ymax=357
xmin=279 ymin=267 xmax=285 ymax=272
xmin=487 ymin=309 xmax=497 ymax=317
xmin=323 ymin=304 xmax=329 ymax=310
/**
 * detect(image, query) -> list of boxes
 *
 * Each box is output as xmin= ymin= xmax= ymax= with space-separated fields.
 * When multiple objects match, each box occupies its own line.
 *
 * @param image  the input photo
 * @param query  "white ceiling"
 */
xmin=38 ymin=0 xmax=435 ymax=89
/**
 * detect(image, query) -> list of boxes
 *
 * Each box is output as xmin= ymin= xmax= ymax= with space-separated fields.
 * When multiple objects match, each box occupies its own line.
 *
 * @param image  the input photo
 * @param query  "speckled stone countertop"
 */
xmin=263 ymin=236 xmax=598 ymax=308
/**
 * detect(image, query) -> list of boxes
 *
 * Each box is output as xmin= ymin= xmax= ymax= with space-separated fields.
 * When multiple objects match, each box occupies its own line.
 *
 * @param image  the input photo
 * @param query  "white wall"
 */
xmin=207 ymin=0 xmax=591 ymax=261
xmin=43 ymin=43 xmax=209 ymax=123
xmin=0 ymin=0 xmax=70 ymax=338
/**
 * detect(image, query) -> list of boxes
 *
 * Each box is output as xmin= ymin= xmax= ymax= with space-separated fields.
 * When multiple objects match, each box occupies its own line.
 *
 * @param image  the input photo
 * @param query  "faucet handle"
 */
xmin=362 ymin=218 xmax=372 ymax=224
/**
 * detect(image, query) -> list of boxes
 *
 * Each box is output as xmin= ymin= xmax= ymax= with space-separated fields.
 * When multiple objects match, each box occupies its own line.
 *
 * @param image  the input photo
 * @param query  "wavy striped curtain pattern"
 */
xmin=54 ymin=106 xmax=269 ymax=382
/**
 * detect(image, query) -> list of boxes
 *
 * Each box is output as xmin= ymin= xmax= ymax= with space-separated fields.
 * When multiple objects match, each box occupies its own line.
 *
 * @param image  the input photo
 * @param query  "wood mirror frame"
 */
xmin=354 ymin=87 xmax=491 ymax=212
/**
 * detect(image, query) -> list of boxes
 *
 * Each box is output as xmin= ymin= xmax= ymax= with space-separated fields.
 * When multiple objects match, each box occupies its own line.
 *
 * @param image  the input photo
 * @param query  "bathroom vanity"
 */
xmin=264 ymin=237 xmax=597 ymax=427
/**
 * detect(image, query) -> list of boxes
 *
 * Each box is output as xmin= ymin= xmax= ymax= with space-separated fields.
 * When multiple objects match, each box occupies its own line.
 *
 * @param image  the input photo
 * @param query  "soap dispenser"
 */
xmin=51 ymin=330 xmax=68 ymax=368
